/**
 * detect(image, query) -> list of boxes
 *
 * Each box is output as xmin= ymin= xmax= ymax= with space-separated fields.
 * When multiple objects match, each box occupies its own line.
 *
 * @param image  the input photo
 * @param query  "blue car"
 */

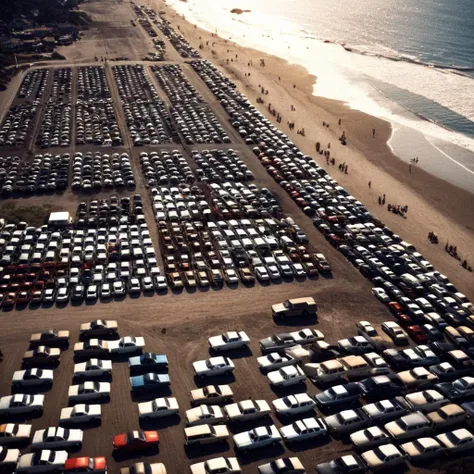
xmin=130 ymin=373 xmax=171 ymax=393
xmin=128 ymin=353 xmax=169 ymax=374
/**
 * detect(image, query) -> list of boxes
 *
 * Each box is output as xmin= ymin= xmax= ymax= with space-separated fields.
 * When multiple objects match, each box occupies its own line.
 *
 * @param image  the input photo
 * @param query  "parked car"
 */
xmin=208 ymin=331 xmax=250 ymax=352
xmin=267 ymin=365 xmax=306 ymax=387
xmin=257 ymin=353 xmax=298 ymax=373
xmin=258 ymin=457 xmax=305 ymax=474
xmin=324 ymin=409 xmax=370 ymax=436
xmin=68 ymin=382 xmax=110 ymax=403
xmin=32 ymin=427 xmax=83 ymax=450
xmin=113 ymin=431 xmax=159 ymax=452
xmin=74 ymin=359 xmax=112 ymax=378
xmin=436 ymin=427 xmax=474 ymax=453
xmin=0 ymin=394 xmax=44 ymax=416
xmin=224 ymin=400 xmax=271 ymax=422
xmin=280 ymin=417 xmax=327 ymax=443
xmin=138 ymin=397 xmax=179 ymax=420
xmin=79 ymin=320 xmax=118 ymax=338
xmin=0 ymin=423 xmax=32 ymax=445
xmin=16 ymin=450 xmax=68 ymax=473
xmin=128 ymin=353 xmax=169 ymax=374
xmin=384 ymin=412 xmax=433 ymax=440
xmin=193 ymin=357 xmax=235 ymax=377
xmin=64 ymin=457 xmax=107 ymax=474
xmin=360 ymin=444 xmax=407 ymax=471
xmin=59 ymin=404 xmax=101 ymax=426
xmin=350 ymin=426 xmax=390 ymax=451
xmin=130 ymin=373 xmax=170 ymax=393
xmin=315 ymin=454 xmax=366 ymax=474
xmin=272 ymin=393 xmax=316 ymax=416
xmin=190 ymin=385 xmax=234 ymax=406
xmin=190 ymin=457 xmax=240 ymax=474
xmin=400 ymin=437 xmax=445 ymax=461
xmin=185 ymin=405 xmax=225 ymax=427
xmin=12 ymin=369 xmax=53 ymax=388
xmin=316 ymin=383 xmax=360 ymax=410
xmin=233 ymin=425 xmax=281 ymax=452
xmin=184 ymin=424 xmax=230 ymax=446
xmin=362 ymin=398 xmax=408 ymax=423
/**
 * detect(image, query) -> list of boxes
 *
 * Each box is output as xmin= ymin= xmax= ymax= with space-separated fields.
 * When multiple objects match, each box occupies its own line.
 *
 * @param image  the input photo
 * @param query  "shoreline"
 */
xmin=154 ymin=0 xmax=474 ymax=298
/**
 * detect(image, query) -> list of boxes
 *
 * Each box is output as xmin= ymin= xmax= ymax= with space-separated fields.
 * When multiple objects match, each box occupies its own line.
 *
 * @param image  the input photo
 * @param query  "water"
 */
xmin=167 ymin=0 xmax=474 ymax=192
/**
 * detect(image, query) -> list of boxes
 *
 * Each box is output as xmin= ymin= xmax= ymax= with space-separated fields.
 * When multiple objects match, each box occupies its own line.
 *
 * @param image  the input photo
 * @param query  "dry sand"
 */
xmin=152 ymin=0 xmax=474 ymax=299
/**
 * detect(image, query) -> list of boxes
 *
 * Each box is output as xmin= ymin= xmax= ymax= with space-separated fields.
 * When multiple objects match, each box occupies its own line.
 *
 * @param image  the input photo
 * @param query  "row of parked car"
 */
xmin=76 ymin=66 xmax=122 ymax=146
xmin=0 ymin=104 xmax=36 ymax=148
xmin=112 ymin=64 xmax=174 ymax=146
xmin=71 ymin=151 xmax=135 ymax=191
xmin=133 ymin=6 xmax=166 ymax=60
xmin=152 ymin=14 xmax=200 ymax=58
xmin=0 ymin=321 xmax=170 ymax=474
xmin=17 ymin=69 xmax=49 ymax=103
xmin=189 ymin=58 xmax=474 ymax=341
xmin=140 ymin=149 xmax=193 ymax=187
xmin=35 ymin=68 xmax=72 ymax=149
xmin=191 ymin=149 xmax=254 ymax=183
xmin=0 ymin=153 xmax=69 ymax=195
xmin=0 ymin=196 xmax=166 ymax=307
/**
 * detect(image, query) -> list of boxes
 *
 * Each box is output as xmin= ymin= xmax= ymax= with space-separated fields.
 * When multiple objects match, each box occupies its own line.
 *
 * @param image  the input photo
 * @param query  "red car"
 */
xmin=65 ymin=457 xmax=107 ymax=473
xmin=113 ymin=430 xmax=159 ymax=452
xmin=406 ymin=325 xmax=429 ymax=344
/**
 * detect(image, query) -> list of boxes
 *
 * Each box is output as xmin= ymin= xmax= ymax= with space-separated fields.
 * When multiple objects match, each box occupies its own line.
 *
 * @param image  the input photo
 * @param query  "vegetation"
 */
xmin=0 ymin=202 xmax=52 ymax=227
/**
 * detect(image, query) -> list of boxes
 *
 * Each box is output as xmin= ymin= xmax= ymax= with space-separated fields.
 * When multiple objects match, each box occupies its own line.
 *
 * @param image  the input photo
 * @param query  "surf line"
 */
xmin=428 ymin=139 xmax=474 ymax=175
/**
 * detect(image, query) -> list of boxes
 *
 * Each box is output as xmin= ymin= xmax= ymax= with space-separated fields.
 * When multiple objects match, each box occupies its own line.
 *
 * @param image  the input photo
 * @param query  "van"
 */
xmin=184 ymin=424 xmax=230 ymax=445
xmin=279 ymin=236 xmax=294 ymax=250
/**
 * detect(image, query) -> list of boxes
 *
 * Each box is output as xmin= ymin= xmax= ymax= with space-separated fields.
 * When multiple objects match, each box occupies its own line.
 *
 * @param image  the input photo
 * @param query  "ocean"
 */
xmin=166 ymin=0 xmax=474 ymax=192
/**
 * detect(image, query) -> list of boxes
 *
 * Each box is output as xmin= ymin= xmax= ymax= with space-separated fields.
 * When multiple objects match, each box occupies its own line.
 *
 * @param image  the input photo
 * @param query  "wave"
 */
xmin=320 ymin=39 xmax=474 ymax=78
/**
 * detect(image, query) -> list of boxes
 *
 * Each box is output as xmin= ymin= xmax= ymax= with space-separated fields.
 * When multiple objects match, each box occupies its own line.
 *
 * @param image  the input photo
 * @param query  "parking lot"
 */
xmin=0 ymin=0 xmax=473 ymax=471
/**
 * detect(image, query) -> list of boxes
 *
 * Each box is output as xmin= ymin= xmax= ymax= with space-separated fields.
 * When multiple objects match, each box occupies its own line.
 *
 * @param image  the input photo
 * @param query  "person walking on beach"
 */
xmin=409 ymin=164 xmax=412 ymax=173
xmin=368 ymin=181 xmax=371 ymax=188
xmin=372 ymin=128 xmax=375 ymax=137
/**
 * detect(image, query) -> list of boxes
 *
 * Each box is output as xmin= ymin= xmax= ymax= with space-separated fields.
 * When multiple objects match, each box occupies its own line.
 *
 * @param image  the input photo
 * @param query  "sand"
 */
xmin=151 ymin=0 xmax=474 ymax=299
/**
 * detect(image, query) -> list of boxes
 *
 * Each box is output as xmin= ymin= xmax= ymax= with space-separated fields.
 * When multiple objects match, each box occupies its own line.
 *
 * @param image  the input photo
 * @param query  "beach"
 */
xmin=150 ymin=0 xmax=474 ymax=299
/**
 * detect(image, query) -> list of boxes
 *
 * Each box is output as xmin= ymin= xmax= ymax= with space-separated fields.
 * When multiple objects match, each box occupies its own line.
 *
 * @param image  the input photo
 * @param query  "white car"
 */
xmin=224 ymin=400 xmax=271 ymax=422
xmin=68 ymin=382 xmax=111 ymax=403
xmin=289 ymin=328 xmax=324 ymax=345
xmin=372 ymin=287 xmax=390 ymax=303
xmin=280 ymin=417 xmax=327 ymax=443
xmin=257 ymin=353 xmax=298 ymax=373
xmin=436 ymin=428 xmax=474 ymax=453
xmin=186 ymin=405 xmax=225 ymax=426
xmin=0 ymin=395 xmax=44 ymax=416
xmin=350 ymin=426 xmax=390 ymax=450
xmin=255 ymin=266 xmax=270 ymax=281
xmin=208 ymin=331 xmax=250 ymax=352
xmin=73 ymin=339 xmax=110 ymax=358
xmin=272 ymin=393 xmax=316 ymax=416
xmin=225 ymin=269 xmax=239 ymax=284
xmin=400 ymin=437 xmax=446 ymax=461
xmin=190 ymin=385 xmax=234 ymax=406
xmin=79 ymin=320 xmax=118 ymax=338
xmin=74 ymin=359 xmax=112 ymax=378
xmin=56 ymin=288 xmax=69 ymax=303
xmin=154 ymin=276 xmax=168 ymax=290
xmin=86 ymin=285 xmax=98 ymax=300
xmin=362 ymin=399 xmax=408 ymax=423
xmin=12 ymin=369 xmax=53 ymax=388
xmin=304 ymin=360 xmax=346 ymax=383
xmin=16 ymin=450 xmax=68 ymax=473
xmin=138 ymin=398 xmax=179 ymax=419
xmin=233 ymin=425 xmax=282 ymax=452
xmin=193 ymin=357 xmax=235 ymax=377
xmin=59 ymin=404 xmax=101 ymax=425
xmin=404 ymin=390 xmax=447 ymax=412
xmin=0 ymin=423 xmax=32 ymax=445
xmin=190 ymin=457 xmax=241 ymax=474
xmin=108 ymin=337 xmax=145 ymax=354
xmin=361 ymin=443 xmax=407 ymax=471
xmin=0 ymin=446 xmax=20 ymax=467
xmin=267 ymin=365 xmax=306 ymax=387
xmin=112 ymin=280 xmax=125 ymax=296
xmin=101 ymin=284 xmax=112 ymax=299
xmin=32 ymin=427 xmax=83 ymax=450
xmin=142 ymin=276 xmax=155 ymax=291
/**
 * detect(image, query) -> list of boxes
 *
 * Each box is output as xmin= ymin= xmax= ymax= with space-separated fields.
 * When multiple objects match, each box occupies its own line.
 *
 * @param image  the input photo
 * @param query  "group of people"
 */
xmin=427 ymin=231 xmax=439 ymax=244
xmin=387 ymin=203 xmax=409 ymax=217
xmin=445 ymin=243 xmax=472 ymax=271
xmin=338 ymin=162 xmax=348 ymax=174
xmin=267 ymin=104 xmax=282 ymax=123
xmin=296 ymin=128 xmax=305 ymax=136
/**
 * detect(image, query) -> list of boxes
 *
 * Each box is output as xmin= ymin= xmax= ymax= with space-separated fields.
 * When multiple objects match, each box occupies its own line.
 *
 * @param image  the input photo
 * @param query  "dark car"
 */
xmin=316 ymin=454 xmax=367 ymax=474
xmin=315 ymin=383 xmax=360 ymax=410
xmin=128 ymin=353 xmax=169 ymax=375
xmin=421 ymin=324 xmax=444 ymax=342
xmin=357 ymin=375 xmax=403 ymax=401
xmin=436 ymin=377 xmax=474 ymax=400
xmin=429 ymin=341 xmax=456 ymax=357
xmin=259 ymin=333 xmax=296 ymax=354
xmin=429 ymin=362 xmax=474 ymax=382
xmin=382 ymin=349 xmax=415 ymax=371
